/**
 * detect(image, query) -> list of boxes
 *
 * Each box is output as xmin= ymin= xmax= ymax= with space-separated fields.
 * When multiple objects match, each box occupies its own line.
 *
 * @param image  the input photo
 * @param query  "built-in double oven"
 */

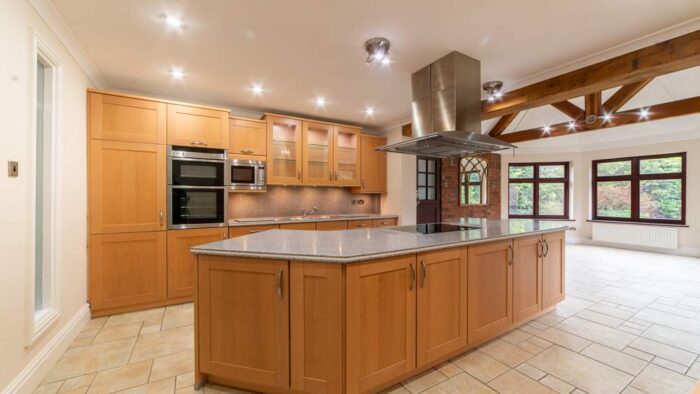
xmin=167 ymin=146 xmax=229 ymax=229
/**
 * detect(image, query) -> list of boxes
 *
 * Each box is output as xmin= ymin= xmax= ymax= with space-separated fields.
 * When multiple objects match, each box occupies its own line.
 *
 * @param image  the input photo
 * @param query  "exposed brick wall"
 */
xmin=441 ymin=153 xmax=501 ymax=221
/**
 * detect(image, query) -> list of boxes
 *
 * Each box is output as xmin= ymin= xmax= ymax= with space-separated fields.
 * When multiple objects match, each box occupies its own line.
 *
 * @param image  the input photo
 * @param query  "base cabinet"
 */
xmin=543 ymin=231 xmax=566 ymax=308
xmin=167 ymin=228 xmax=228 ymax=299
xmin=513 ymin=235 xmax=543 ymax=325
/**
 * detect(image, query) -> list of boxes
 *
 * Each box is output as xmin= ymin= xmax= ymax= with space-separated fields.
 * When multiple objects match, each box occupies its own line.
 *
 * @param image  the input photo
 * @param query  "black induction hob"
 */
xmin=392 ymin=223 xmax=480 ymax=234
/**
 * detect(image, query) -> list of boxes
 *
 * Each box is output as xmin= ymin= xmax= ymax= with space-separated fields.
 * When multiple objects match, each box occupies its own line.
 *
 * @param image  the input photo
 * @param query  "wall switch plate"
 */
xmin=7 ymin=161 xmax=18 ymax=177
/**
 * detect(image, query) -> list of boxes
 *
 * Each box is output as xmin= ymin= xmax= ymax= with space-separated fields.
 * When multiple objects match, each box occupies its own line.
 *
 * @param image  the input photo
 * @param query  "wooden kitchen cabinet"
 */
xmin=542 ymin=231 xmax=566 ymax=309
xmin=347 ymin=220 xmax=373 ymax=230
xmin=290 ymin=263 xmax=343 ymax=394
xmin=167 ymin=104 xmax=229 ymax=149
xmin=229 ymin=117 xmax=267 ymax=158
xmin=303 ymin=121 xmax=335 ymax=186
xmin=372 ymin=218 xmax=397 ymax=227
xmin=197 ymin=256 xmax=289 ymax=388
xmin=512 ymin=235 xmax=542 ymax=325
xmin=167 ymin=228 xmax=228 ymax=299
xmin=416 ymin=248 xmax=467 ymax=367
xmin=333 ymin=126 xmax=361 ymax=186
xmin=89 ymin=140 xmax=166 ymax=234
xmin=89 ymin=92 xmax=166 ymax=144
xmin=280 ymin=222 xmax=317 ymax=230
xmin=316 ymin=221 xmax=348 ymax=231
xmin=352 ymin=135 xmax=387 ymax=193
xmin=345 ymin=255 xmax=416 ymax=394
xmin=467 ymin=239 xmax=513 ymax=345
xmin=228 ymin=224 xmax=280 ymax=238
xmin=267 ymin=116 xmax=304 ymax=185
xmin=90 ymin=231 xmax=166 ymax=312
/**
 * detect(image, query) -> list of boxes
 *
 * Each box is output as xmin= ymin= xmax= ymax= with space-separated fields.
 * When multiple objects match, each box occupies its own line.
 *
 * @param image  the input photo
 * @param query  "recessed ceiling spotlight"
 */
xmin=170 ymin=68 xmax=184 ymax=79
xmin=365 ymin=106 xmax=376 ymax=116
xmin=250 ymin=84 xmax=264 ymax=95
xmin=543 ymin=125 xmax=551 ymax=134
xmin=603 ymin=113 xmax=612 ymax=122
xmin=165 ymin=15 xmax=183 ymax=28
xmin=567 ymin=121 xmax=576 ymax=131
xmin=365 ymin=37 xmax=391 ymax=65
xmin=315 ymin=96 xmax=327 ymax=107
xmin=639 ymin=108 xmax=650 ymax=119
xmin=483 ymin=81 xmax=504 ymax=102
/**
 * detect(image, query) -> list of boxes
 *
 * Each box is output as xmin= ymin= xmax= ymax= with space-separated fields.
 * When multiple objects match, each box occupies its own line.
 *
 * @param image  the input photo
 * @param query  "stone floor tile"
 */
xmin=527 ymin=321 xmax=550 ymax=331
xmin=621 ymin=321 xmax=648 ymax=331
xmin=34 ymin=381 xmax=63 ymax=394
xmin=521 ymin=324 xmax=546 ymax=335
xmin=534 ymin=327 xmax=591 ymax=352
xmin=535 ymin=313 xmax=566 ymax=327
xmin=139 ymin=325 xmax=161 ymax=335
xmin=628 ymin=337 xmax=696 ymax=366
xmin=379 ymin=384 xmax=410 ymax=394
xmin=539 ymin=375 xmax=575 ymax=394
xmin=488 ymin=370 xmax=555 ymax=394
xmin=479 ymin=339 xmax=535 ymax=367
xmin=633 ymin=308 xmax=700 ymax=336
xmin=580 ymin=343 xmax=648 ymax=375
xmin=421 ymin=373 xmax=496 ymax=394
xmin=622 ymin=347 xmax=655 ymax=362
xmin=435 ymin=362 xmax=461 ymax=378
xmin=130 ymin=325 xmax=193 ymax=363
xmin=617 ymin=325 xmax=644 ymax=336
xmin=647 ymin=302 xmax=697 ymax=318
xmin=627 ymin=317 xmax=653 ymax=327
xmin=116 ymin=377 xmax=176 ymax=393
xmin=104 ymin=308 xmax=165 ymax=329
xmin=651 ymin=356 xmax=688 ymax=374
xmin=175 ymin=372 xmax=195 ymax=389
xmin=401 ymin=369 xmax=446 ymax=393
xmin=83 ymin=317 xmax=108 ymax=332
xmin=621 ymin=387 xmax=646 ymax=394
xmin=87 ymin=360 xmax=152 ymax=393
xmin=451 ymin=350 xmax=509 ymax=383
xmin=162 ymin=303 xmax=194 ymax=331
xmin=518 ymin=340 xmax=547 ymax=354
xmin=500 ymin=328 xmax=531 ymax=345
xmin=526 ymin=336 xmax=553 ymax=349
xmin=43 ymin=337 xmax=136 ymax=383
xmin=606 ymin=296 xmax=654 ymax=310
xmin=58 ymin=374 xmax=95 ymax=392
xmin=528 ymin=346 xmax=634 ymax=394
xmin=68 ymin=337 xmax=93 ymax=349
xmin=556 ymin=316 xmax=636 ymax=350
xmin=516 ymin=363 xmax=547 ymax=381
xmin=92 ymin=321 xmax=142 ymax=345
xmin=558 ymin=296 xmax=594 ymax=313
xmin=149 ymin=350 xmax=194 ymax=382
xmin=641 ymin=324 xmax=700 ymax=354
xmin=575 ymin=310 xmax=624 ymax=328
xmin=687 ymin=362 xmax=700 ymax=379
xmin=630 ymin=364 xmax=698 ymax=394
xmin=679 ymin=296 xmax=700 ymax=310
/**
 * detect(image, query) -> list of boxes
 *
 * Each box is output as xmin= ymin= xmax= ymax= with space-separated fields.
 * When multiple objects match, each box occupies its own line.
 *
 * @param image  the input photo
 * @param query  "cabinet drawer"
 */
xmin=280 ymin=222 xmax=316 ymax=230
xmin=372 ymin=218 xmax=397 ymax=227
xmin=347 ymin=220 xmax=373 ymax=229
xmin=228 ymin=224 xmax=280 ymax=238
xmin=316 ymin=221 xmax=348 ymax=231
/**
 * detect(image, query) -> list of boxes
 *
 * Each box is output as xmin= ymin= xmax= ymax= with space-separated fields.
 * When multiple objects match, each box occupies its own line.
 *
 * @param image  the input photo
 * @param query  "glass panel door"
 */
xmin=303 ymin=121 xmax=334 ymax=185
xmin=267 ymin=117 xmax=302 ymax=185
xmin=333 ymin=126 xmax=360 ymax=186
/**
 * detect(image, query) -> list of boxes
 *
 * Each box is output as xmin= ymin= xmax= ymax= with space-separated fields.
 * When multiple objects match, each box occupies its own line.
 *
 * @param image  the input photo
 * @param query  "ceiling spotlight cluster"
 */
xmin=365 ymin=37 xmax=391 ymax=65
xmin=483 ymin=81 xmax=504 ymax=102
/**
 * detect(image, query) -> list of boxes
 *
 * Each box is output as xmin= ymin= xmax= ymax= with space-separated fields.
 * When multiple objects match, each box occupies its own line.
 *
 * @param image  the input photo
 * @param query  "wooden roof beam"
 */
xmin=488 ymin=112 xmax=519 ymax=137
xmin=498 ymin=95 xmax=700 ymax=143
xmin=602 ymin=78 xmax=654 ymax=114
xmin=481 ymin=30 xmax=700 ymax=120
xmin=551 ymin=101 xmax=584 ymax=120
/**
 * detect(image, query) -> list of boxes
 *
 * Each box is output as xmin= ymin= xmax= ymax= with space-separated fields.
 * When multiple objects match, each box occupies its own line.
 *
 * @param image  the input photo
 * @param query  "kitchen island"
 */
xmin=191 ymin=219 xmax=568 ymax=394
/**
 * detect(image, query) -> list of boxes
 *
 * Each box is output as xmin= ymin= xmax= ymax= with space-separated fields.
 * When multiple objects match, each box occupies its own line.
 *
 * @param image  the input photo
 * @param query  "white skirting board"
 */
xmin=591 ymin=221 xmax=679 ymax=250
xmin=2 ymin=304 xmax=90 ymax=394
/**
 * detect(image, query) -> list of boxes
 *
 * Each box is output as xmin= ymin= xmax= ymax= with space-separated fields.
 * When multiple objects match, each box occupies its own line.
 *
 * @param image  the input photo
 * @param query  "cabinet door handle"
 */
xmin=276 ymin=269 xmax=283 ymax=298
xmin=223 ymin=231 xmax=227 ymax=239
xmin=191 ymin=140 xmax=208 ymax=146
xmin=249 ymin=229 xmax=262 ymax=233
xmin=421 ymin=261 xmax=427 ymax=287
xmin=543 ymin=239 xmax=549 ymax=257
xmin=329 ymin=170 xmax=334 ymax=181
xmin=362 ymin=178 xmax=366 ymax=189
xmin=159 ymin=209 xmax=164 ymax=226
xmin=537 ymin=240 xmax=542 ymax=258
xmin=335 ymin=170 xmax=339 ymax=180
xmin=409 ymin=263 xmax=416 ymax=290
xmin=240 ymin=149 xmax=253 ymax=154
xmin=508 ymin=244 xmax=514 ymax=265
xmin=297 ymin=168 xmax=302 ymax=180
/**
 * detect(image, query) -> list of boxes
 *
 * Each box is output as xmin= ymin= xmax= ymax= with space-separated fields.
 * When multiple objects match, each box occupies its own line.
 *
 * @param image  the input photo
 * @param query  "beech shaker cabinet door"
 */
xmin=89 ymin=93 xmax=166 ymax=144
xmin=167 ymin=104 xmax=229 ymax=149
xmin=513 ymin=235 xmax=543 ymax=325
xmin=167 ymin=228 xmax=227 ymax=299
xmin=542 ymin=231 xmax=566 ymax=308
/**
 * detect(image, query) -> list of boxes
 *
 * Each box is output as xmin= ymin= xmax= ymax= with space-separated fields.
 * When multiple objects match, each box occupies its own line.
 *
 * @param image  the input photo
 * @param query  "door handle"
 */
xmin=409 ymin=263 xmax=416 ymax=290
xmin=191 ymin=140 xmax=208 ymax=146
xmin=159 ymin=209 xmax=164 ymax=226
xmin=420 ymin=261 xmax=427 ymax=287
xmin=508 ymin=244 xmax=514 ymax=265
xmin=276 ymin=269 xmax=283 ymax=298
xmin=543 ymin=239 xmax=549 ymax=257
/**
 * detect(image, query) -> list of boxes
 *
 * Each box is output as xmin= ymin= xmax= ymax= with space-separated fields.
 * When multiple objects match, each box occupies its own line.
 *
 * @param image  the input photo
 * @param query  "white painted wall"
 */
xmin=500 ymin=136 xmax=700 ymax=256
xmin=380 ymin=125 xmax=416 ymax=225
xmin=0 ymin=0 xmax=94 ymax=391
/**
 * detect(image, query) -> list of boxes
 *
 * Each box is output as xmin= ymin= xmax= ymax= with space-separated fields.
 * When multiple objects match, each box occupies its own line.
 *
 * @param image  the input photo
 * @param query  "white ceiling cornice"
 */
xmin=29 ymin=0 xmax=107 ymax=88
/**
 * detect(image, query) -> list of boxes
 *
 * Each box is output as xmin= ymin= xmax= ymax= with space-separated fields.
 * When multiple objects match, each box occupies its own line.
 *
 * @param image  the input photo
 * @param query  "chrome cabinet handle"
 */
xmin=421 ymin=261 xmax=427 ymax=287
xmin=276 ymin=269 xmax=283 ymax=298
xmin=409 ymin=263 xmax=416 ymax=290
xmin=223 ymin=231 xmax=227 ymax=239
xmin=543 ymin=239 xmax=549 ymax=257
xmin=329 ymin=170 xmax=334 ymax=181
xmin=335 ymin=170 xmax=339 ymax=180
xmin=240 ymin=149 xmax=253 ymax=154
xmin=362 ymin=178 xmax=366 ymax=189
xmin=191 ymin=140 xmax=208 ymax=146
xmin=159 ymin=209 xmax=164 ymax=225
xmin=297 ymin=168 xmax=301 ymax=180
xmin=508 ymin=244 xmax=514 ymax=265
xmin=537 ymin=240 xmax=542 ymax=258
xmin=249 ymin=229 xmax=262 ymax=233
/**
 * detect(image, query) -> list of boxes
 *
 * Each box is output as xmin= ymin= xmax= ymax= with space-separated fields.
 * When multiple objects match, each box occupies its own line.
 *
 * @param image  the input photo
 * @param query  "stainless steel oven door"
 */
xmin=167 ymin=186 xmax=228 ymax=229
xmin=168 ymin=157 xmax=230 ymax=187
xmin=230 ymin=160 xmax=266 ymax=191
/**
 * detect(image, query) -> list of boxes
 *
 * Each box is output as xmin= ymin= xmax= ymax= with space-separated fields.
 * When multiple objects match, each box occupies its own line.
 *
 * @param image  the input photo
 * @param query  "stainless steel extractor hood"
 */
xmin=377 ymin=51 xmax=516 ymax=158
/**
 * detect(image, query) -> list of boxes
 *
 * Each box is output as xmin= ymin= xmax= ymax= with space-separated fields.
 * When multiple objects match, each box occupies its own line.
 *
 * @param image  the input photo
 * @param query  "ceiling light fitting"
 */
xmin=482 ymin=81 xmax=504 ymax=102
xmin=365 ymin=37 xmax=391 ymax=65
xmin=640 ymin=108 xmax=650 ymax=119
xmin=170 ymin=68 xmax=184 ymax=79
xmin=165 ymin=15 xmax=182 ymax=28
xmin=365 ymin=106 xmax=375 ymax=116
xmin=315 ymin=96 xmax=327 ymax=107
xmin=251 ymin=84 xmax=264 ymax=95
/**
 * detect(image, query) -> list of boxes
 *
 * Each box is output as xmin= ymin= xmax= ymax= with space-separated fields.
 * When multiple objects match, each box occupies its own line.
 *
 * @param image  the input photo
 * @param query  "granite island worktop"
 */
xmin=227 ymin=213 xmax=398 ymax=227
xmin=192 ymin=218 xmax=569 ymax=263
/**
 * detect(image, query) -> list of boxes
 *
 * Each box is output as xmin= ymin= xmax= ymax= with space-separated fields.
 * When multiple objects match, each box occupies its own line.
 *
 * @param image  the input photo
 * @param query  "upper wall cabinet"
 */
xmin=89 ymin=92 xmax=166 ymax=144
xmin=267 ymin=116 xmax=304 ymax=185
xmin=167 ymin=104 xmax=229 ymax=149
xmin=333 ymin=126 xmax=361 ymax=186
xmin=302 ymin=121 xmax=335 ymax=186
xmin=229 ymin=117 xmax=267 ymax=158
xmin=352 ymin=135 xmax=387 ymax=193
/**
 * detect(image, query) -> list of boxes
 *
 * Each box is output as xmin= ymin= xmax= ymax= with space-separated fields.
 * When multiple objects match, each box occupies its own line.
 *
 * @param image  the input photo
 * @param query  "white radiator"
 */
xmin=591 ymin=222 xmax=678 ymax=249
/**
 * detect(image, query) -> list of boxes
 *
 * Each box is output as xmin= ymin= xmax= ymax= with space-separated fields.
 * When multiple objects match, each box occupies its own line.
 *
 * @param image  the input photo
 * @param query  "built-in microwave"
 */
xmin=229 ymin=159 xmax=266 ymax=191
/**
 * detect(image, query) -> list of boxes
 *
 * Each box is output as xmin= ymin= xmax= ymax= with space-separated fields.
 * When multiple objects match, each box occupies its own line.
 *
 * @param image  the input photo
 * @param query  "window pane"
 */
xmin=539 ymin=183 xmax=565 ymax=216
xmin=596 ymin=181 xmax=631 ymax=218
xmin=427 ymin=188 xmax=435 ymax=200
xmin=539 ymin=165 xmax=565 ymax=178
xmin=597 ymin=161 xmax=631 ymax=177
xmin=460 ymin=185 xmax=466 ymax=205
xmin=35 ymin=60 xmax=45 ymax=312
xmin=509 ymin=183 xmax=534 ymax=215
xmin=418 ymin=159 xmax=426 ymax=172
xmin=640 ymin=179 xmax=682 ymax=221
xmin=468 ymin=185 xmax=481 ymax=205
xmin=509 ymin=166 xmax=534 ymax=179
xmin=427 ymin=160 xmax=435 ymax=173
xmin=467 ymin=172 xmax=480 ymax=182
xmin=418 ymin=173 xmax=426 ymax=186
xmin=418 ymin=187 xmax=426 ymax=200
xmin=427 ymin=173 xmax=435 ymax=186
xmin=640 ymin=156 xmax=683 ymax=175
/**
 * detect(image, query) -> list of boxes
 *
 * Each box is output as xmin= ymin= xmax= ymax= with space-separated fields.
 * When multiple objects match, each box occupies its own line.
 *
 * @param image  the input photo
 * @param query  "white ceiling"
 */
xmin=51 ymin=0 xmax=700 ymax=131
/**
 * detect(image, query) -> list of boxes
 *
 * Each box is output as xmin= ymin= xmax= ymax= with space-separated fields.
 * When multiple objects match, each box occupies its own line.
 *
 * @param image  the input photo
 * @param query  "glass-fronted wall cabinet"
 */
xmin=267 ymin=116 xmax=303 ymax=185
xmin=333 ymin=126 xmax=361 ymax=186
xmin=302 ymin=121 xmax=335 ymax=185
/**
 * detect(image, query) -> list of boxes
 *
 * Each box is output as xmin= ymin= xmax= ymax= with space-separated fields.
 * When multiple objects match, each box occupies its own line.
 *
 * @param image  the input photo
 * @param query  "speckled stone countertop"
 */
xmin=228 ymin=213 xmax=398 ymax=227
xmin=192 ymin=218 xmax=569 ymax=263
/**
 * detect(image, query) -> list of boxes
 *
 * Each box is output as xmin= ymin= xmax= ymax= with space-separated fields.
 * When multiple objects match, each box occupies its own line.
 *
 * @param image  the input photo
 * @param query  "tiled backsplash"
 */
xmin=228 ymin=186 xmax=380 ymax=218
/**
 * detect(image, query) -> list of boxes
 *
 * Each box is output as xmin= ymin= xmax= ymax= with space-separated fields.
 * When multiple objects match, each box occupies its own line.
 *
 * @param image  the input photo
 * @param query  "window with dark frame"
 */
xmin=459 ymin=157 xmax=488 ymax=206
xmin=592 ymin=152 xmax=686 ymax=225
xmin=508 ymin=162 xmax=570 ymax=219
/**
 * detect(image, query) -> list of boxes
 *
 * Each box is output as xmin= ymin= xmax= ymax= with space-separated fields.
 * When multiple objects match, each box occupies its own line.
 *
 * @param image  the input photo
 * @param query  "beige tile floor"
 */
xmin=36 ymin=245 xmax=700 ymax=394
